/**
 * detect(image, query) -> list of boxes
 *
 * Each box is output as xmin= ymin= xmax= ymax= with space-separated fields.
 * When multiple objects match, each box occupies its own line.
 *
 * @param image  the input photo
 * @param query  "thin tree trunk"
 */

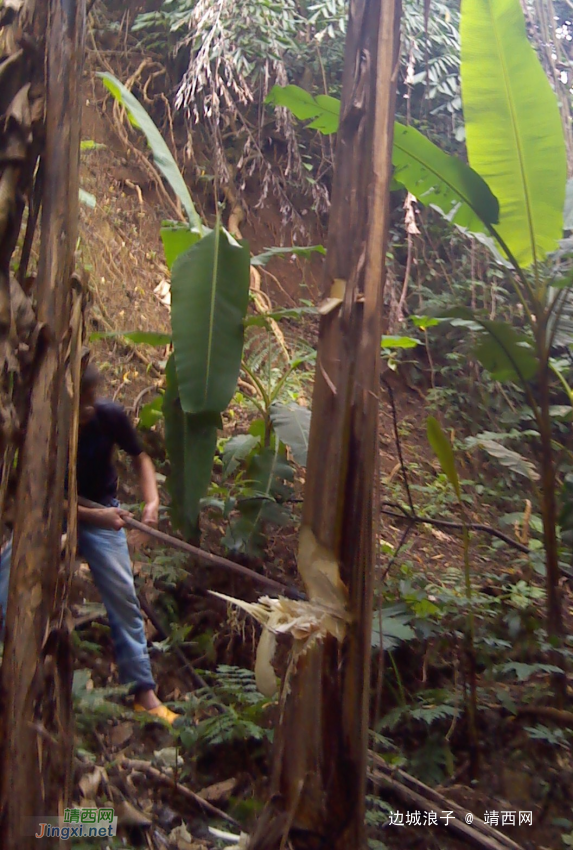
xmin=249 ymin=1 xmax=402 ymax=848
xmin=0 ymin=1 xmax=86 ymax=846
xmin=537 ymin=359 xmax=565 ymax=704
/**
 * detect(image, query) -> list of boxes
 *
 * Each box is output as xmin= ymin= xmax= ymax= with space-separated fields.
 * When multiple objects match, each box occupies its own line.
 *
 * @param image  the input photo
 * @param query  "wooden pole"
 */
xmin=249 ymin=1 xmax=402 ymax=847
xmin=0 ymin=1 xmax=86 ymax=846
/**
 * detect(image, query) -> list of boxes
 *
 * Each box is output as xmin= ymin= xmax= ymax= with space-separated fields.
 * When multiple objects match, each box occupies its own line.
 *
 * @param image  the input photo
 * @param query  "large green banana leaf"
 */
xmin=171 ymin=226 xmax=251 ymax=415
xmin=163 ymin=356 xmax=220 ymax=535
xmin=266 ymin=84 xmax=499 ymax=232
xmin=460 ymin=0 xmax=566 ymax=268
xmin=99 ymin=72 xmax=201 ymax=231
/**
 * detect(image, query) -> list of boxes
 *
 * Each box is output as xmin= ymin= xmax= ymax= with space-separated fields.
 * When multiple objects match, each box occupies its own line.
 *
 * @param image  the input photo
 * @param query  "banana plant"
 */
xmin=267 ymin=0 xmax=569 ymax=691
xmin=99 ymin=73 xmax=250 ymax=539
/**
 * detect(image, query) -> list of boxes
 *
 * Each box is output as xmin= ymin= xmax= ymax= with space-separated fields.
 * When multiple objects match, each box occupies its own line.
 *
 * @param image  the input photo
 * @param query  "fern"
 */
xmin=380 ymin=695 xmax=459 ymax=731
xmin=179 ymin=711 xmax=271 ymax=750
xmin=409 ymin=734 xmax=454 ymax=784
xmin=72 ymin=669 xmax=129 ymax=730
xmin=365 ymin=795 xmax=393 ymax=829
xmin=176 ymin=666 xmax=274 ymax=753
xmin=525 ymin=724 xmax=570 ymax=749
xmin=494 ymin=661 xmax=563 ymax=681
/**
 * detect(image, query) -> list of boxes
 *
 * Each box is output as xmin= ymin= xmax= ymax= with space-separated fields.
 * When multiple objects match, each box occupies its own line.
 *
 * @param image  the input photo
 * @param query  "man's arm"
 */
xmin=77 ymin=504 xmax=130 ymax=529
xmin=67 ymin=498 xmax=130 ymax=529
xmin=64 ymin=499 xmax=130 ymax=530
xmin=132 ymin=452 xmax=159 ymax=526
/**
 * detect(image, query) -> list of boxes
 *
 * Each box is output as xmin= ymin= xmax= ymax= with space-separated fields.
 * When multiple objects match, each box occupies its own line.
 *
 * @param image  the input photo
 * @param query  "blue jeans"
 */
xmin=0 ymin=521 xmax=156 ymax=693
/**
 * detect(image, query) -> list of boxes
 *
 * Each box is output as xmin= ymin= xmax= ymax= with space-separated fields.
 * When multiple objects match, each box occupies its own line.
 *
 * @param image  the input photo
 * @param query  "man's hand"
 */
xmin=141 ymin=500 xmax=159 ymax=527
xmin=128 ymin=500 xmax=159 ymax=552
xmin=96 ymin=507 xmax=131 ymax=531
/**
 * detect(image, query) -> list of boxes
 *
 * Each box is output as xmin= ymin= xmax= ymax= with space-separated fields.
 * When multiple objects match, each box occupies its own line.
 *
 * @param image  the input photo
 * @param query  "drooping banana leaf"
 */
xmin=392 ymin=123 xmax=499 ymax=233
xmin=266 ymin=84 xmax=499 ymax=233
xmin=99 ymin=72 xmax=201 ymax=231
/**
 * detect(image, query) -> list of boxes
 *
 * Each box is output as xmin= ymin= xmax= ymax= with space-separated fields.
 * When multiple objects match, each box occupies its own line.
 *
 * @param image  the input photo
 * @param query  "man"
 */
xmin=0 ymin=359 xmax=178 ymax=725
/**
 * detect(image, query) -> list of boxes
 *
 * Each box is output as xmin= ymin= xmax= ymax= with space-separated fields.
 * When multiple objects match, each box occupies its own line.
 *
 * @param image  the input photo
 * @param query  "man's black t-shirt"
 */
xmin=76 ymin=401 xmax=143 ymax=504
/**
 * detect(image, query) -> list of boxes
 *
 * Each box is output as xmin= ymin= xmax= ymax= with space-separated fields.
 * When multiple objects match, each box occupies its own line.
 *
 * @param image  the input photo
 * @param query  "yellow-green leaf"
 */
xmin=461 ymin=0 xmax=566 ymax=267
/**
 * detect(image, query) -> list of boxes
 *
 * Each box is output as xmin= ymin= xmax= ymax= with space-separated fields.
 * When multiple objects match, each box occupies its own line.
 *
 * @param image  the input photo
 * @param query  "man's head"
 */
xmin=79 ymin=361 xmax=100 ymax=426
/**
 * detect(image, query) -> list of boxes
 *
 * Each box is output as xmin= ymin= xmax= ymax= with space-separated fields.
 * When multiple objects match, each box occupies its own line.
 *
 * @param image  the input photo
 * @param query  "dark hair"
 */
xmin=80 ymin=362 xmax=100 ymax=393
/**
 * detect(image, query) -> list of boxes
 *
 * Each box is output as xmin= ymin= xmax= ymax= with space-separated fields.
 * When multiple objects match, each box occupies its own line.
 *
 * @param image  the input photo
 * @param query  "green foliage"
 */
xmin=222 ymin=434 xmax=261 ymax=478
xmin=268 ymin=402 xmax=311 ymax=466
xmin=98 ymin=72 xmax=201 ymax=230
xmin=381 ymin=699 xmax=459 ymax=731
xmin=170 ymin=226 xmax=251 ymax=415
xmin=371 ymin=604 xmax=416 ymax=651
xmin=267 ymin=84 xmax=500 ymax=235
xmin=427 ymin=416 xmax=461 ymax=500
xmin=465 ymin=434 xmax=540 ymax=481
xmin=381 ymin=335 xmax=420 ymax=349
xmin=138 ymin=395 xmax=164 ymax=430
xmin=525 ymin=724 xmax=570 ymax=748
xmin=365 ymin=796 xmax=394 ymax=833
xmin=251 ymin=244 xmax=326 ymax=267
xmin=160 ymin=223 xmax=201 ymax=270
xmin=176 ymin=666 xmax=273 ymax=753
xmin=221 ymin=442 xmax=294 ymax=555
xmin=266 ymin=85 xmax=341 ymax=134
xmin=472 ymin=320 xmax=538 ymax=383
xmin=72 ymin=670 xmax=128 ymax=731
xmin=163 ymin=355 xmax=221 ymax=534
xmin=80 ymin=140 xmax=106 ymax=151
xmin=409 ymin=734 xmax=455 ymax=785
xmin=494 ymin=661 xmax=563 ymax=681
xmin=392 ymin=122 xmax=499 ymax=232
xmin=460 ymin=0 xmax=566 ymax=266
xmin=99 ymin=76 xmax=257 ymax=538
xmin=90 ymin=330 xmax=171 ymax=346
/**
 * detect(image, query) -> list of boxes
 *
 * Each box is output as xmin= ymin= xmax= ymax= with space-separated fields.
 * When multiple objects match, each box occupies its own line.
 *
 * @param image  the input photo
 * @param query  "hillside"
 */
xmin=2 ymin=1 xmax=572 ymax=849
xmin=53 ymin=13 xmax=573 ymax=850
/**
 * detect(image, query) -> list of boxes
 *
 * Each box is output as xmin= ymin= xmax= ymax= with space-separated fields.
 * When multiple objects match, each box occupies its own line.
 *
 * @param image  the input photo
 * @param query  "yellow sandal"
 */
xmin=133 ymin=703 xmax=180 ymax=726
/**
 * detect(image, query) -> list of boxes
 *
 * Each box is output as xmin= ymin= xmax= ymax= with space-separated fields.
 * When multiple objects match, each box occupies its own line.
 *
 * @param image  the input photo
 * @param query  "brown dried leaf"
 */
xmin=109 ymin=722 xmax=133 ymax=748
xmin=78 ymin=766 xmax=106 ymax=799
xmin=116 ymin=800 xmax=152 ymax=828
xmin=168 ymin=823 xmax=207 ymax=850
xmin=197 ymin=777 xmax=237 ymax=803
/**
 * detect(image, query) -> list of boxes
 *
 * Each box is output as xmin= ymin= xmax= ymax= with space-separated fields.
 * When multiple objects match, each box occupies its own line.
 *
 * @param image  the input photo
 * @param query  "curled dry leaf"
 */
xmin=154 ymin=279 xmax=171 ymax=309
xmin=116 ymin=800 xmax=152 ymax=828
xmin=78 ymin=765 xmax=106 ymax=800
xmin=153 ymin=747 xmax=183 ymax=770
xmin=169 ymin=823 xmax=208 ymax=850
xmin=254 ymin=627 xmax=278 ymax=697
